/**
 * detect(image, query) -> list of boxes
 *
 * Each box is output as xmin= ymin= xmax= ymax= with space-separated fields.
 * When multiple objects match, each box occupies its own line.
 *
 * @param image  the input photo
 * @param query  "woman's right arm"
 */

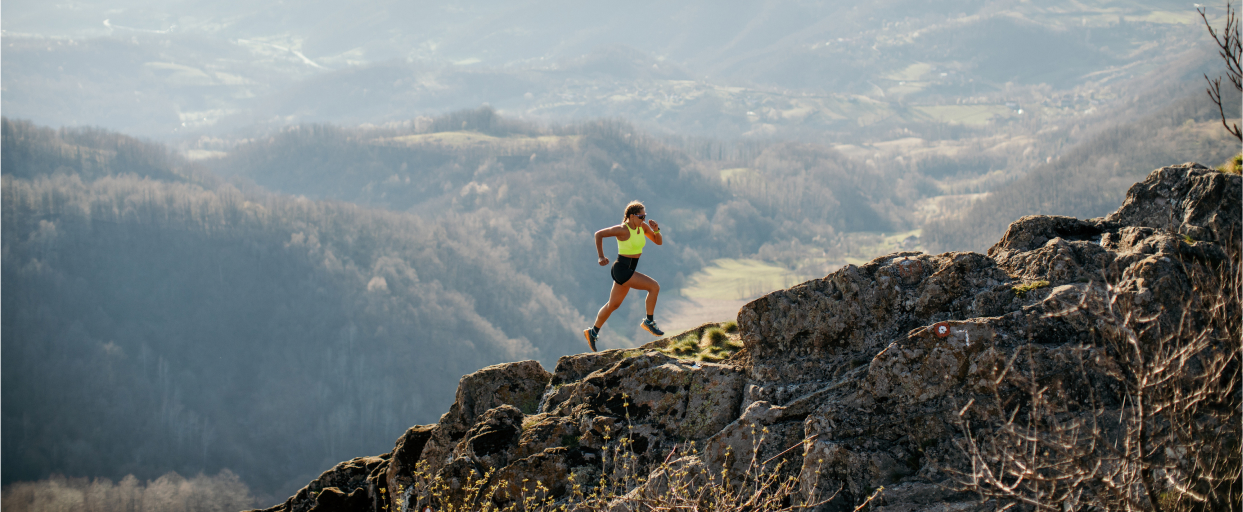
xmin=594 ymin=226 xmax=620 ymax=266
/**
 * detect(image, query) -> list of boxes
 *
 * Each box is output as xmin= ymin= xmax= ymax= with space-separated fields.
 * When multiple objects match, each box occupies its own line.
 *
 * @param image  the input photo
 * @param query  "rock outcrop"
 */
xmin=250 ymin=164 xmax=1240 ymax=512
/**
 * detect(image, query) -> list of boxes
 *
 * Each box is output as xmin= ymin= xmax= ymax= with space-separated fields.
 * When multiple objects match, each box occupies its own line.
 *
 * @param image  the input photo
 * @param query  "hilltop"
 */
xmin=254 ymin=163 xmax=1240 ymax=511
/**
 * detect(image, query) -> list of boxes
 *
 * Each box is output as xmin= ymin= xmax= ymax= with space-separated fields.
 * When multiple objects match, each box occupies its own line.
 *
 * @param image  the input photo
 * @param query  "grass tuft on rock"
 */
xmin=657 ymin=322 xmax=745 ymax=361
xmin=1218 ymin=153 xmax=1242 ymax=174
xmin=702 ymin=327 xmax=728 ymax=347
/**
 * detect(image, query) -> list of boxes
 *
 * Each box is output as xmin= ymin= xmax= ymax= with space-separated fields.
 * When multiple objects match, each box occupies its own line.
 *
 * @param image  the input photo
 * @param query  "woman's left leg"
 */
xmin=594 ymin=281 xmax=631 ymax=328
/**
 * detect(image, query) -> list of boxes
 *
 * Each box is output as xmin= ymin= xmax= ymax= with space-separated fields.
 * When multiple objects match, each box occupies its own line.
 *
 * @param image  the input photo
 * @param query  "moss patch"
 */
xmin=1013 ymin=280 xmax=1051 ymax=297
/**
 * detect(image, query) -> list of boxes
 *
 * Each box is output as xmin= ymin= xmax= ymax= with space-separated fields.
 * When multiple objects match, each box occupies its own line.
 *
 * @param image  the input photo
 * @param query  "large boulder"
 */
xmin=414 ymin=360 xmax=552 ymax=475
xmin=735 ymin=164 xmax=1239 ymax=510
xmin=252 ymin=456 xmax=388 ymax=512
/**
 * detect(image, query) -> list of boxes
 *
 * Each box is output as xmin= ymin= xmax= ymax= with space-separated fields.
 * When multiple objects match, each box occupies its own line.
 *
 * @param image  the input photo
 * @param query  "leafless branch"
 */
xmin=1200 ymin=2 xmax=1243 ymax=142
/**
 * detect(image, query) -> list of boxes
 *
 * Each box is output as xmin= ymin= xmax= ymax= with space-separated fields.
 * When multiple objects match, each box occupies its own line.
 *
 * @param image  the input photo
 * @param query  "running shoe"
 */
xmin=584 ymin=327 xmax=599 ymax=352
xmin=641 ymin=318 xmax=664 ymax=336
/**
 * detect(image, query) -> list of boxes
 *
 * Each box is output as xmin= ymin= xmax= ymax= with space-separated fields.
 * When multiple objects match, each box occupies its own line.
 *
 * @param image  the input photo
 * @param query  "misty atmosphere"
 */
xmin=2 ymin=0 xmax=1240 ymax=509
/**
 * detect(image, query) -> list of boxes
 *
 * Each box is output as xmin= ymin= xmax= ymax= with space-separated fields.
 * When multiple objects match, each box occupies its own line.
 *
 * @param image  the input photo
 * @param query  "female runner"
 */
xmin=584 ymin=200 xmax=664 ymax=351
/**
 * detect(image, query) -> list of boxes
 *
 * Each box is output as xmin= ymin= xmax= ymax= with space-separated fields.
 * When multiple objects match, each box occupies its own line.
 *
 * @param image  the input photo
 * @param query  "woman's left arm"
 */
xmin=644 ymin=220 xmax=663 ymax=245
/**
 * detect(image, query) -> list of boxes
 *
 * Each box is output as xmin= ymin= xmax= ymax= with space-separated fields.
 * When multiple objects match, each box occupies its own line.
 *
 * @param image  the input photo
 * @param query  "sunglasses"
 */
xmin=634 ymin=214 xmax=646 ymax=220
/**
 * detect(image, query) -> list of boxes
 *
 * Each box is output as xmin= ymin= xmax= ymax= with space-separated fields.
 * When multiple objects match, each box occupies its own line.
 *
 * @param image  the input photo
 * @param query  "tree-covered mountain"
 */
xmin=205 ymin=107 xmax=908 ymax=272
xmin=0 ymin=118 xmax=595 ymax=499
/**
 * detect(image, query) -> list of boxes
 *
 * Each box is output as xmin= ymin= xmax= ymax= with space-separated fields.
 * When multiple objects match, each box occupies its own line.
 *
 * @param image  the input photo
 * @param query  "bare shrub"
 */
xmin=385 ymin=398 xmax=873 ymax=512
xmin=952 ymin=262 xmax=1242 ymax=510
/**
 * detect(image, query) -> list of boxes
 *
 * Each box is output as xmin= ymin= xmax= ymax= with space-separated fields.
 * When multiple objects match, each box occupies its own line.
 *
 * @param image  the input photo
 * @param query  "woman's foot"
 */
xmin=641 ymin=318 xmax=664 ymax=336
xmin=584 ymin=326 xmax=600 ymax=351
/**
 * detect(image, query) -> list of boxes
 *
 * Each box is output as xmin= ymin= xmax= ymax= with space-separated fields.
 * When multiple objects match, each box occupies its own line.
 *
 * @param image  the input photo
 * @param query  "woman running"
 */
xmin=584 ymin=200 xmax=665 ymax=351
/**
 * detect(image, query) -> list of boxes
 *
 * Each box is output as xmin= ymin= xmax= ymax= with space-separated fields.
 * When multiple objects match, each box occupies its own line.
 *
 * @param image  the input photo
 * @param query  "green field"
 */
xmin=886 ymin=62 xmax=935 ymax=82
xmin=913 ymin=105 xmax=1016 ymax=125
xmin=719 ymin=167 xmax=761 ymax=183
xmin=841 ymin=229 xmax=925 ymax=266
xmin=681 ymin=233 xmax=926 ymax=300
xmin=680 ymin=258 xmax=807 ymax=301
xmin=377 ymin=131 xmax=576 ymax=150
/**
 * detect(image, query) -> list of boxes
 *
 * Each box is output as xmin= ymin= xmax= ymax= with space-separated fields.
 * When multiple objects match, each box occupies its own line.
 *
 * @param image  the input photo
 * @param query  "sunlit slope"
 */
xmin=679 ymin=258 xmax=805 ymax=302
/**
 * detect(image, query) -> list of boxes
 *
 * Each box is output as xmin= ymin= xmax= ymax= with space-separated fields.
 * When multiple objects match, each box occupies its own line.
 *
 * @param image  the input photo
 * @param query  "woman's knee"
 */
xmin=606 ymin=295 xmax=627 ymax=311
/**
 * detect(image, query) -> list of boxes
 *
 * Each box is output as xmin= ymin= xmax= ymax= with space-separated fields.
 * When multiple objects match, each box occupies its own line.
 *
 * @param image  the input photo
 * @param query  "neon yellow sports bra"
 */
xmin=617 ymin=224 xmax=646 ymax=255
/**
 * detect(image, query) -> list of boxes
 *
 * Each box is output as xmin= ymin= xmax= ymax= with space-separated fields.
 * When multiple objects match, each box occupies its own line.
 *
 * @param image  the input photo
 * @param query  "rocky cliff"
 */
xmin=250 ymin=164 xmax=1240 ymax=512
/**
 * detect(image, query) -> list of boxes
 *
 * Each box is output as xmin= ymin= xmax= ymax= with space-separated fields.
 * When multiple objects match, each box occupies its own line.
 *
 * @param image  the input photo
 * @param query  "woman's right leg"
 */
xmin=593 ymin=281 xmax=630 ymax=328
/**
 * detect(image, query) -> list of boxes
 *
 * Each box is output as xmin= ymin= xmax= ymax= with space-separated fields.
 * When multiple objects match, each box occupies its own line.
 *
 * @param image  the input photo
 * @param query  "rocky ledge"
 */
xmin=251 ymin=164 xmax=1240 ymax=512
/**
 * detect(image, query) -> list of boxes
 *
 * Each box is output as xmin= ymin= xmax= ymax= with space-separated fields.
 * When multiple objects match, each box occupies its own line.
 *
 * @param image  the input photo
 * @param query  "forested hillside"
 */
xmin=207 ymin=107 xmax=909 ymax=276
xmin=1 ymin=119 xmax=599 ymax=498
xmin=1 ymin=119 xmax=206 ymax=184
xmin=211 ymin=107 xmax=901 ymax=233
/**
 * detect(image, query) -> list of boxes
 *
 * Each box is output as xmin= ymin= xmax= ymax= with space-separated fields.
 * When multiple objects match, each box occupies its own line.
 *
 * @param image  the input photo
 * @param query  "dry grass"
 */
xmin=381 ymin=398 xmax=883 ymax=512
xmin=1218 ymin=153 xmax=1242 ymax=174
xmin=952 ymin=257 xmax=1242 ymax=511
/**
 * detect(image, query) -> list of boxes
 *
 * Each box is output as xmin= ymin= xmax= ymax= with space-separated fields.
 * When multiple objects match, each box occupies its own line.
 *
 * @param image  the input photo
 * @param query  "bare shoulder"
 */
xmin=599 ymin=224 xmax=629 ymax=238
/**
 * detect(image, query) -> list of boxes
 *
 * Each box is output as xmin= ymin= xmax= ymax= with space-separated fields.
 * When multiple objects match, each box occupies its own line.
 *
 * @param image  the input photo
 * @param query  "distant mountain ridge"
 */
xmin=1 ymin=1 xmax=1221 ymax=139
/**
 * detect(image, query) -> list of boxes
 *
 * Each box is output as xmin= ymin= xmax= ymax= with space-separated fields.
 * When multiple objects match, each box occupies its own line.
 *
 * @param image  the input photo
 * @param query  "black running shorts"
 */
xmin=611 ymin=255 xmax=639 ymax=285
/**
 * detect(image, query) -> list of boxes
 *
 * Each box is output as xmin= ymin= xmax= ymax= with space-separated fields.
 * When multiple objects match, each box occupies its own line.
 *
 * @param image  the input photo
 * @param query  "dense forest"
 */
xmin=1 ymin=118 xmax=603 ymax=499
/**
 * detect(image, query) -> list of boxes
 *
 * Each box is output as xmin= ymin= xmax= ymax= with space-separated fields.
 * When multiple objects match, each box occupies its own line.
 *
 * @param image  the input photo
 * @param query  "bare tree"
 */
xmin=1200 ymin=2 xmax=1243 ymax=142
